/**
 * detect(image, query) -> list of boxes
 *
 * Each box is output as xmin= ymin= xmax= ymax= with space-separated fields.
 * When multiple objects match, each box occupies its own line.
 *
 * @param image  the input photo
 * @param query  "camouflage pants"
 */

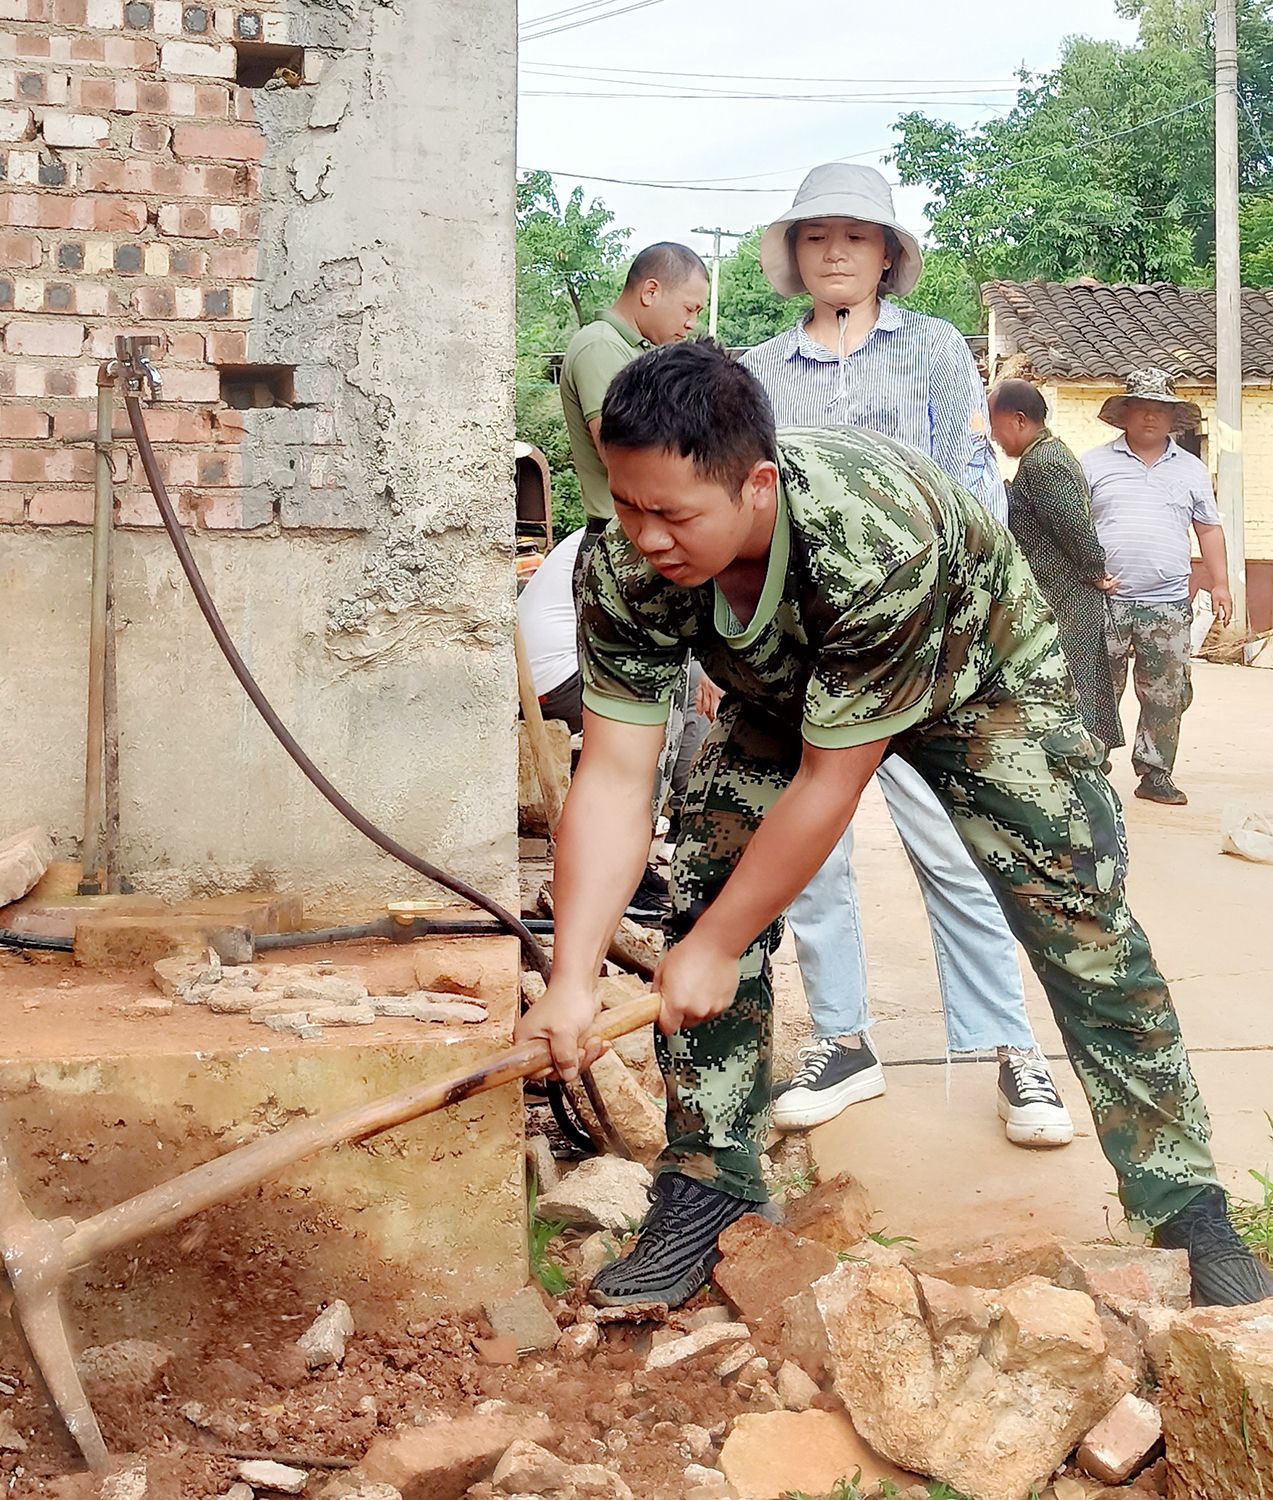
xmin=660 ymin=647 xmax=1217 ymax=1231
xmin=1106 ymin=599 xmax=1194 ymax=777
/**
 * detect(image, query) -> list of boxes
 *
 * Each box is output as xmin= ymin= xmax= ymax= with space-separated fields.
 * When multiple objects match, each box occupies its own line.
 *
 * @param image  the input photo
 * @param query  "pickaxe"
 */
xmin=0 ymin=993 xmax=659 ymax=1473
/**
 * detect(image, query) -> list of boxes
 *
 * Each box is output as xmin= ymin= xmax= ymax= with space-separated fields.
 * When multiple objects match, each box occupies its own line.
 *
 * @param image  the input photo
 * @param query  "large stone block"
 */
xmin=0 ymin=936 xmax=527 ymax=1359
xmin=1161 ymin=1297 xmax=1273 ymax=1500
xmin=819 ymin=1263 xmax=1135 ymax=1500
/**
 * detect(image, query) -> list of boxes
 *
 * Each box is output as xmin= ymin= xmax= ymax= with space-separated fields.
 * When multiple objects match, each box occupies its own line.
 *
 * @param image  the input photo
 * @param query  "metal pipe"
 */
xmin=253 ymin=915 xmax=554 ymax=953
xmin=116 ymin=343 xmax=551 ymax=982
xmin=102 ymin=542 xmax=122 ymax=892
xmin=77 ymin=366 xmax=118 ymax=895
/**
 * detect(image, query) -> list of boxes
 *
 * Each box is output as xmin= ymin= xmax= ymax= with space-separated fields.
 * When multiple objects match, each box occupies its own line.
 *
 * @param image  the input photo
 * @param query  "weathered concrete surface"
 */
xmin=0 ymin=0 xmax=518 ymax=906
xmin=0 ymin=936 xmax=525 ymax=1343
xmin=801 ymin=663 xmax=1273 ymax=1247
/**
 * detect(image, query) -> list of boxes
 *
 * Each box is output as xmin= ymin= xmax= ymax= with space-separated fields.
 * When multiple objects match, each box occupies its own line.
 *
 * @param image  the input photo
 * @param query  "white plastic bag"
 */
xmin=1190 ymin=590 xmax=1216 ymax=656
xmin=1220 ymin=804 xmax=1273 ymax=863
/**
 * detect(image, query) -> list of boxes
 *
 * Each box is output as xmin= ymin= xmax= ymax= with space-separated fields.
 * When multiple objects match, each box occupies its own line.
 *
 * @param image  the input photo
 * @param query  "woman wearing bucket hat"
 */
xmin=739 ymin=163 xmax=1074 ymax=1148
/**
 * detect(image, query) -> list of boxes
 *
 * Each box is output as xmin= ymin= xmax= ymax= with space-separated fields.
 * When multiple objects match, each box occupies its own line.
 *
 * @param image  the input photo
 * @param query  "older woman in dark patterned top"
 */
xmin=989 ymin=380 xmax=1124 ymax=756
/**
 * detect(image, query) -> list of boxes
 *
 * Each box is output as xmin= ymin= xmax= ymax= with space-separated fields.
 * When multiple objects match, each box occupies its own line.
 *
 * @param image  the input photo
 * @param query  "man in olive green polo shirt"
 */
xmin=562 ymin=242 xmax=709 ymax=587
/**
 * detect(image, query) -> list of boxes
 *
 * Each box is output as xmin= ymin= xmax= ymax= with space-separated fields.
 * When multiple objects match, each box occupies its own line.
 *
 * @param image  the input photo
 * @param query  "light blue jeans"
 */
xmin=787 ymin=756 xmax=1037 ymax=1053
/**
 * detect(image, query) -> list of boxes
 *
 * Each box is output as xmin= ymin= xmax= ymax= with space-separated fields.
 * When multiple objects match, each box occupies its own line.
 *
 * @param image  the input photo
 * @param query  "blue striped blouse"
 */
xmin=739 ymin=301 xmax=1007 ymax=522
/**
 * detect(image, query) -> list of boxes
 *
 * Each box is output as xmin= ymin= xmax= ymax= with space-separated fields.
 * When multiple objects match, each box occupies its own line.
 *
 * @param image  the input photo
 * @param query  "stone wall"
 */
xmin=0 ymin=0 xmax=519 ymax=905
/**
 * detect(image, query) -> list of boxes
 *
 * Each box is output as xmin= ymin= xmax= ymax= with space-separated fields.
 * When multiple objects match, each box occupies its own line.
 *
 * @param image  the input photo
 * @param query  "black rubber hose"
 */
xmin=123 ymin=391 xmax=551 ymax=983
xmin=0 ymin=930 xmax=74 ymax=953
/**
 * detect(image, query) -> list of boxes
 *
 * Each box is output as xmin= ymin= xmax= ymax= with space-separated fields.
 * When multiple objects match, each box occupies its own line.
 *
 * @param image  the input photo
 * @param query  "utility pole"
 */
xmin=693 ymin=226 xmax=744 ymax=339
xmin=1216 ymin=0 xmax=1246 ymax=625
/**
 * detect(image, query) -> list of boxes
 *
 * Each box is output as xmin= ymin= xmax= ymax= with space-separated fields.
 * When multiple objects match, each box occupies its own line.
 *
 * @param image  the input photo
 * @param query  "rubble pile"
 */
xmin=4 ymin=950 xmax=1266 ymax=1500
xmin=139 ymin=954 xmax=490 ymax=1037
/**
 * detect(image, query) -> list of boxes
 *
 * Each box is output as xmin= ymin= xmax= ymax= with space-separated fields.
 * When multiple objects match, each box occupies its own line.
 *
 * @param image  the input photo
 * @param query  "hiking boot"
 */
xmin=589 ymin=1173 xmax=765 ymax=1309
xmin=624 ymin=865 xmax=670 ymax=924
xmin=1135 ymin=770 xmax=1188 ymax=805
xmin=996 ymin=1049 xmax=1075 ymax=1148
xmin=1152 ymin=1186 xmax=1273 ymax=1306
xmin=771 ymin=1037 xmax=886 ymax=1132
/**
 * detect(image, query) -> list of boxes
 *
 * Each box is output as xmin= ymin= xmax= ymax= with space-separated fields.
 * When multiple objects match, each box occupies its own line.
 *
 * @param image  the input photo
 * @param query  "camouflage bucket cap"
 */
xmin=1099 ymin=367 xmax=1202 ymax=432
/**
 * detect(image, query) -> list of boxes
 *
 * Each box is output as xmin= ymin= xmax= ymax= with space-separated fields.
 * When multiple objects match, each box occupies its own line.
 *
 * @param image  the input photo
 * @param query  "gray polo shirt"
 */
xmin=1080 ymin=435 xmax=1219 ymax=603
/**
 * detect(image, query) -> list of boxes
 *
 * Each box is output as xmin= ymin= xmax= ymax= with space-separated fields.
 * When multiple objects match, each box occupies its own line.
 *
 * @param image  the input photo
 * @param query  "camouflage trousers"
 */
xmin=660 ymin=647 xmax=1218 ymax=1232
xmin=1105 ymin=598 xmax=1194 ymax=777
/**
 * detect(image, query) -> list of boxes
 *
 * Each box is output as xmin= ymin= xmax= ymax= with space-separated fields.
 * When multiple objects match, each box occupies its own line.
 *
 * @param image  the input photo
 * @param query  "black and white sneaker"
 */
xmin=624 ymin=865 xmax=670 ymax=924
xmin=997 ymin=1049 xmax=1075 ymax=1147
xmin=1152 ymin=1185 xmax=1273 ymax=1306
xmin=771 ymin=1038 xmax=886 ymax=1132
xmin=589 ymin=1173 xmax=763 ymax=1309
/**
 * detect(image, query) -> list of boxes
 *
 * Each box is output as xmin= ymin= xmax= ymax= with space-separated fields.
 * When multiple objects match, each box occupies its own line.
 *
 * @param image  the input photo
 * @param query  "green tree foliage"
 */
xmin=892 ymin=1 xmax=1273 ymax=291
xmin=897 ymin=248 xmax=984 ymax=333
xmin=515 ymin=171 xmax=629 ymax=537
xmin=713 ymin=228 xmax=809 ymax=347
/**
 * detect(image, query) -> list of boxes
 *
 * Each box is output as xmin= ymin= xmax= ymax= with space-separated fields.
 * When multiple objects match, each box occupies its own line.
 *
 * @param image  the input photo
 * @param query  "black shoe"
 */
xmin=589 ymin=1173 xmax=762 ymax=1309
xmin=771 ymin=1038 xmax=886 ymax=1131
xmin=1152 ymin=1186 xmax=1273 ymax=1306
xmin=1135 ymin=770 xmax=1188 ymax=805
xmin=624 ymin=865 xmax=670 ymax=923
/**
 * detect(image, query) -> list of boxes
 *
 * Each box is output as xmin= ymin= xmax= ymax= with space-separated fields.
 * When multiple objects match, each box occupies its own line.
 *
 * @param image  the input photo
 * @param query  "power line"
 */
xmin=522 ymin=90 xmax=1009 ymax=104
xmin=520 ymin=61 xmax=1022 ymax=85
xmin=520 ymin=0 xmax=665 ymax=41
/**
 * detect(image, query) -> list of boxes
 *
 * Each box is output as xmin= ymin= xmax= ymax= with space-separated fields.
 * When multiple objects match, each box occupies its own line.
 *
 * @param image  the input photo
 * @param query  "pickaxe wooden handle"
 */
xmin=0 ymin=992 xmax=660 ymax=1473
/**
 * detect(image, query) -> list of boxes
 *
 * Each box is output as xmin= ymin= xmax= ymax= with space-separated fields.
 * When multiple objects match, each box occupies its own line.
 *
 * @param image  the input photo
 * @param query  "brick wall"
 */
xmin=0 ymin=0 xmax=520 ymax=903
xmin=0 ymin=0 xmax=327 ymax=530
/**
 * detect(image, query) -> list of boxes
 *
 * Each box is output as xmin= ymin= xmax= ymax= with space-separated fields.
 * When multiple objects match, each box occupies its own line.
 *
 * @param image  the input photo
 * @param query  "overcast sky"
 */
xmin=515 ymin=0 xmax=1140 ymax=257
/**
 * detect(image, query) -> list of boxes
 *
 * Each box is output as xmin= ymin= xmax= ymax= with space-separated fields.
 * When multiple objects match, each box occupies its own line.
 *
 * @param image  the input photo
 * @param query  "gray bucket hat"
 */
xmin=759 ymin=163 xmax=924 ymax=299
xmin=1098 ymin=367 xmax=1202 ymax=432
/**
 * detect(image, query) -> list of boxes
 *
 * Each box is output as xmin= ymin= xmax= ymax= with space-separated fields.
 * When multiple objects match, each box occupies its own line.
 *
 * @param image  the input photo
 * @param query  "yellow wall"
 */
xmin=1039 ymin=381 xmax=1273 ymax=562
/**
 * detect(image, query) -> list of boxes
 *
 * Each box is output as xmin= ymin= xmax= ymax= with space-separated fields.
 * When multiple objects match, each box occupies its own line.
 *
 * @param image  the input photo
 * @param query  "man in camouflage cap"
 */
xmin=515 ymin=340 xmax=1268 ymax=1311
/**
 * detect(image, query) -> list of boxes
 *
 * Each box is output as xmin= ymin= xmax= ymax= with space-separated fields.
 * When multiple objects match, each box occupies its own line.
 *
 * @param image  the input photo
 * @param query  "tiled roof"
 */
xmin=981 ymin=279 xmax=1273 ymax=382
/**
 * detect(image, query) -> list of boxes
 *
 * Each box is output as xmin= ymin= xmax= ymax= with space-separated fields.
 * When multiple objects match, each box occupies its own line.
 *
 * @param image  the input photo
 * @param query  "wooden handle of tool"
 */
xmin=61 ymin=993 xmax=661 ymax=1270
xmin=514 ymin=622 xmax=566 ymax=834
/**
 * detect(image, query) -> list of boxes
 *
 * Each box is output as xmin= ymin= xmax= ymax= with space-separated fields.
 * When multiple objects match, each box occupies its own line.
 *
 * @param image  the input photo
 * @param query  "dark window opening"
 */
xmin=220 ymin=365 xmax=296 ymax=410
xmin=233 ymin=40 xmax=306 ymax=89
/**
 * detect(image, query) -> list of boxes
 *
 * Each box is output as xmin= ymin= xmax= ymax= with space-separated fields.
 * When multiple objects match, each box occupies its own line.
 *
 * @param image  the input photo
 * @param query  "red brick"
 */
xmin=168 ymin=245 xmax=206 ymax=276
xmin=68 ymin=35 xmax=104 ymax=61
xmin=233 ymin=85 xmax=254 ymax=124
xmin=102 ymin=34 xmax=154 ymax=68
xmin=204 ymin=329 xmax=245 ymax=364
xmin=29 ymin=487 xmax=92 ymax=523
xmin=0 ymin=447 xmax=91 ymax=482
xmin=115 ymin=484 xmax=239 ymax=528
xmin=131 ymin=118 xmax=169 ymax=151
xmin=197 ymin=448 xmax=239 ymax=485
xmin=91 ymin=197 xmax=146 ymax=232
xmin=155 ymin=366 xmax=218 ymax=401
xmin=133 ymin=284 xmax=175 ymax=318
xmin=0 ymin=404 xmax=50 ymax=438
xmin=0 ymin=487 xmax=23 ymax=523
xmin=85 ymin=323 xmax=163 ymax=359
xmin=68 ymin=74 xmax=116 ymax=111
xmin=51 ymin=0 xmax=86 ymax=22
xmin=205 ymin=243 xmax=254 ymax=279
xmin=13 ymin=33 xmax=51 ymax=58
xmin=0 ymin=0 xmax=48 ymax=17
xmin=212 ymin=408 xmax=246 ymax=443
xmin=4 ymin=317 xmax=84 ymax=356
xmin=171 ymin=121 xmax=262 ymax=162
xmin=0 ymin=364 xmax=15 ymax=395
xmin=50 ymin=407 xmax=95 ymax=438
xmin=193 ymin=82 xmax=228 ymax=116
xmin=0 ymin=229 xmax=40 ymax=266
xmin=157 ymin=200 xmax=210 ymax=237
xmin=136 ymin=405 xmax=212 ymax=442
xmin=166 ymin=330 xmax=204 ymax=361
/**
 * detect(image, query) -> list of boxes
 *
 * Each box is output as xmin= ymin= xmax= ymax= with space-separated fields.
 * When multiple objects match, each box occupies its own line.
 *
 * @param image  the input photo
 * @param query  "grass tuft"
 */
xmin=527 ymin=1173 xmax=570 ymax=1296
xmin=1229 ymin=1114 xmax=1273 ymax=1265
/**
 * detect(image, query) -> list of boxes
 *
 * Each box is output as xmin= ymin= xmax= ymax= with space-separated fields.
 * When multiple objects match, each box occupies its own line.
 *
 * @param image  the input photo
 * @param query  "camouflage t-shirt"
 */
xmin=579 ymin=426 xmax=1059 ymax=749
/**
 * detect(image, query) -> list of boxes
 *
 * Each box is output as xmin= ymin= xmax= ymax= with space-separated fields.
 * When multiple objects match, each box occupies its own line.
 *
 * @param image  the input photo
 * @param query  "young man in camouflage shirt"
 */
xmin=515 ymin=341 xmax=1269 ymax=1311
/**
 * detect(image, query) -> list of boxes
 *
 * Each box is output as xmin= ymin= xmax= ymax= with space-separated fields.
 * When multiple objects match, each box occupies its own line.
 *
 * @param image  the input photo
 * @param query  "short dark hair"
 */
xmin=989 ymin=378 xmax=1048 ymax=424
xmin=623 ymin=242 xmax=708 ymax=293
xmin=600 ymin=339 xmax=777 ymax=494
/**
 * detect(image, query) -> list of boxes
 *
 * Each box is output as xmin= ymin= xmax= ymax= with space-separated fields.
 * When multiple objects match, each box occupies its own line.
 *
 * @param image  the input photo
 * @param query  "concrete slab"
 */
xmin=788 ymin=662 xmax=1273 ymax=1249
xmin=0 ymin=935 xmax=527 ymax=1354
